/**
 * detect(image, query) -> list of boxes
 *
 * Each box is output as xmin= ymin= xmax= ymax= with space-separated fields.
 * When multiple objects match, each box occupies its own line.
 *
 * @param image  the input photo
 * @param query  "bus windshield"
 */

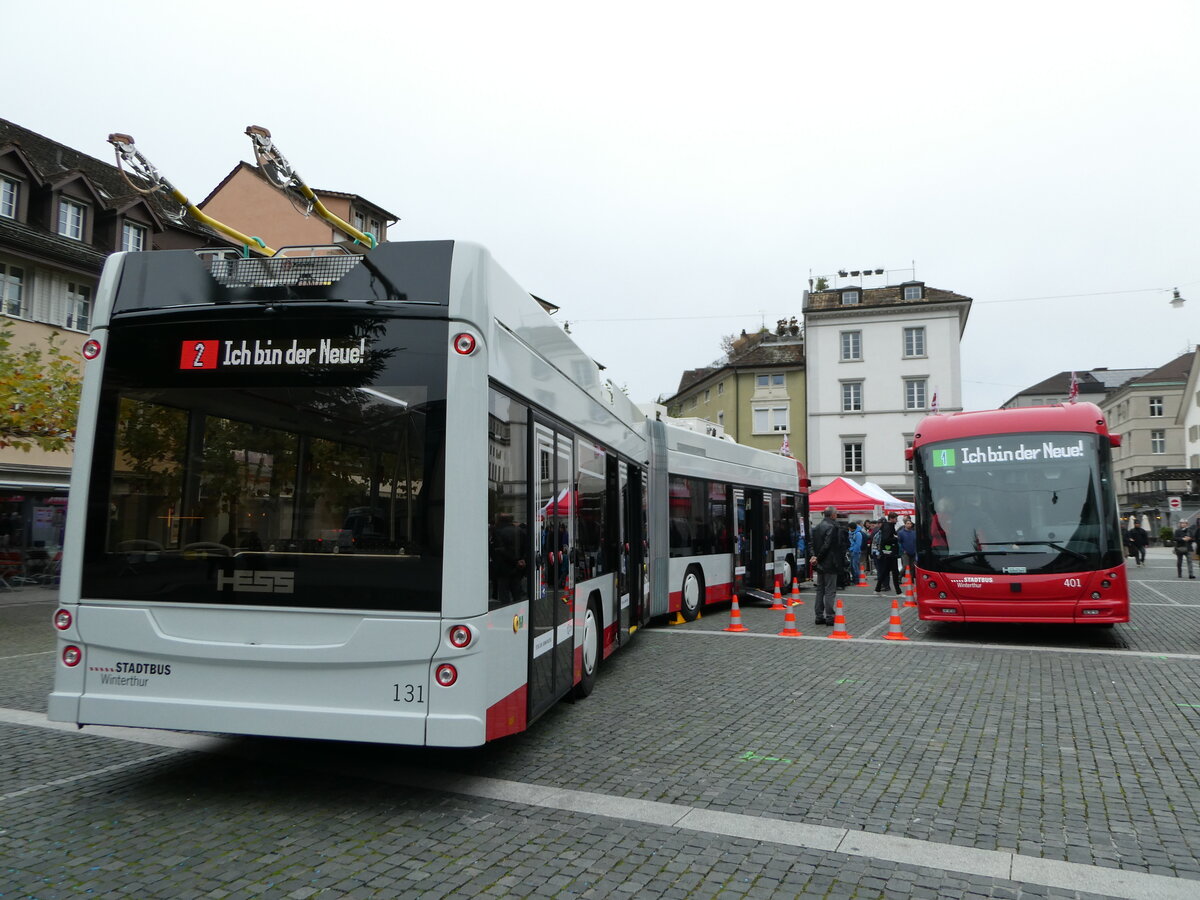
xmin=916 ymin=431 xmax=1118 ymax=575
xmin=81 ymin=315 xmax=448 ymax=611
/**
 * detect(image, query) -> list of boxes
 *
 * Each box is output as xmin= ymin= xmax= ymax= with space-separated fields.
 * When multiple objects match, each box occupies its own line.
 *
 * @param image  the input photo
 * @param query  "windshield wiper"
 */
xmin=984 ymin=540 xmax=1089 ymax=562
xmin=939 ymin=550 xmax=994 ymax=563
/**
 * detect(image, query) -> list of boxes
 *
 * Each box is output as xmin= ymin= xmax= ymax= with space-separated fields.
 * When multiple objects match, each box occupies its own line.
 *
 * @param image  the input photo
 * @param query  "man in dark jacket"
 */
xmin=1126 ymin=523 xmax=1149 ymax=566
xmin=809 ymin=506 xmax=841 ymax=626
xmin=874 ymin=512 xmax=902 ymax=595
xmin=1174 ymin=519 xmax=1195 ymax=578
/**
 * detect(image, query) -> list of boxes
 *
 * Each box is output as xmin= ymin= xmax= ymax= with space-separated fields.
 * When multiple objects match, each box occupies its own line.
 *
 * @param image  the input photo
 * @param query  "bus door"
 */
xmin=531 ymin=423 xmax=575 ymax=720
xmin=744 ymin=489 xmax=770 ymax=591
xmin=619 ymin=460 xmax=647 ymax=632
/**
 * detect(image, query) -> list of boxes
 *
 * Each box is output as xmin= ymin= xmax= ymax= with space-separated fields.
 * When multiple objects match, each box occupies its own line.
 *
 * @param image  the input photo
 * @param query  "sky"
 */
xmin=6 ymin=1 xmax=1197 ymax=410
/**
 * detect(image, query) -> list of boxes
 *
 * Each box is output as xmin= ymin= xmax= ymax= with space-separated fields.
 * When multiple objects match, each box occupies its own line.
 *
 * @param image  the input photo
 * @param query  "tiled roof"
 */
xmin=670 ymin=336 xmax=805 ymax=397
xmin=804 ymin=282 xmax=972 ymax=312
xmin=0 ymin=118 xmax=221 ymax=243
xmin=1128 ymin=352 xmax=1193 ymax=385
xmin=1017 ymin=368 xmax=1153 ymax=397
xmin=0 ymin=214 xmax=105 ymax=270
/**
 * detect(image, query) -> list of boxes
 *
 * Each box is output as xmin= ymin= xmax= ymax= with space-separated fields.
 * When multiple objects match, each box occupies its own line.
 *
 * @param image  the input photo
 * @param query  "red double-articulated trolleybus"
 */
xmin=908 ymin=403 xmax=1129 ymax=625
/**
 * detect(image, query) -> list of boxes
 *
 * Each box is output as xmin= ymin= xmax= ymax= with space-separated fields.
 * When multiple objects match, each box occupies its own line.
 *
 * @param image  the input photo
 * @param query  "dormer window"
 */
xmin=0 ymin=176 xmax=18 ymax=219
xmin=902 ymin=283 xmax=924 ymax=301
xmin=57 ymin=198 xmax=86 ymax=240
xmin=122 ymin=222 xmax=147 ymax=252
xmin=840 ymin=290 xmax=860 ymax=306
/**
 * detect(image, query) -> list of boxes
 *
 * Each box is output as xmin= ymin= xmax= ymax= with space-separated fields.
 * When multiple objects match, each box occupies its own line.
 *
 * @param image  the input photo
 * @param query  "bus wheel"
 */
xmin=680 ymin=566 xmax=704 ymax=622
xmin=574 ymin=598 xmax=601 ymax=699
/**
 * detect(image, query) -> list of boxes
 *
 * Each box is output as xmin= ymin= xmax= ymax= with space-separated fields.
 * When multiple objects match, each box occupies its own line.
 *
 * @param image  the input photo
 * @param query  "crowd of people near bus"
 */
xmin=808 ymin=507 xmax=918 ymax=626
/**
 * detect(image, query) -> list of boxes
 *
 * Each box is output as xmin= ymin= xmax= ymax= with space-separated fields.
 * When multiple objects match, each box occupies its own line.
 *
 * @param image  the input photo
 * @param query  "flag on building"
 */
xmin=930 ymin=391 xmax=939 ymax=414
xmin=779 ymin=434 xmax=792 ymax=457
xmin=1068 ymin=371 xmax=1079 ymax=403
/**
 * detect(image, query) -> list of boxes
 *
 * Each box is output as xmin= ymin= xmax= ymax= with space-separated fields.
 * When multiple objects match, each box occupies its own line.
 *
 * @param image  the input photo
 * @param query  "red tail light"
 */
xmin=435 ymin=664 xmax=458 ymax=686
xmin=449 ymin=625 xmax=472 ymax=648
xmin=54 ymin=608 xmax=72 ymax=630
xmin=62 ymin=646 xmax=82 ymax=667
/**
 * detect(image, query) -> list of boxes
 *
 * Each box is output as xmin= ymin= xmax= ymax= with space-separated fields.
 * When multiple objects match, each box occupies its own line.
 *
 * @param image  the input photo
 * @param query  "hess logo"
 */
xmin=216 ymin=571 xmax=295 ymax=594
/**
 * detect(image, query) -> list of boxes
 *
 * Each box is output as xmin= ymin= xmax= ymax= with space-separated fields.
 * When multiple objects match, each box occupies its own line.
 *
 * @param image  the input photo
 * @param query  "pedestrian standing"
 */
xmin=1175 ymin=519 xmax=1196 ymax=578
xmin=1127 ymin=522 xmax=1149 ymax=566
xmin=847 ymin=521 xmax=864 ymax=583
xmin=897 ymin=517 xmax=917 ymax=582
xmin=874 ymin=512 xmax=901 ymax=595
xmin=809 ymin=506 xmax=841 ymax=626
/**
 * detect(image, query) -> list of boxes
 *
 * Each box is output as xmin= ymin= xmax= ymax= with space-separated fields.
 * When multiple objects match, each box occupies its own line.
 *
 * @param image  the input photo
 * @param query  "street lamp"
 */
xmin=1171 ymin=288 xmax=1186 ymax=308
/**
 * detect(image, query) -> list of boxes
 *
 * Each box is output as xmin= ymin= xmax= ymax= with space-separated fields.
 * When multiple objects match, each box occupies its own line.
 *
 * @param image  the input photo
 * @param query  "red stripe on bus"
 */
xmin=603 ymin=620 xmax=619 ymax=659
xmin=485 ymin=684 xmax=527 ymax=741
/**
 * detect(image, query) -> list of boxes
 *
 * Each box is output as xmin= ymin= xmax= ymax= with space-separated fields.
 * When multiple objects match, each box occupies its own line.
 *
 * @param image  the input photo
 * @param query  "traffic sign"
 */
xmin=1169 ymin=496 xmax=1182 ymax=511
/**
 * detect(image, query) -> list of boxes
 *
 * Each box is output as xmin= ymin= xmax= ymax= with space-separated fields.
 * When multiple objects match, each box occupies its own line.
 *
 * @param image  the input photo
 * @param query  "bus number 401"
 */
xmin=1064 ymin=578 xmax=1082 ymax=588
xmin=394 ymin=684 xmax=424 ymax=703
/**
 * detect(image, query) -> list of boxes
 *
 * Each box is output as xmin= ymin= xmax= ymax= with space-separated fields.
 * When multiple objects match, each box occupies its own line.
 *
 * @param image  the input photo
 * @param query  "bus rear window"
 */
xmin=83 ymin=384 xmax=446 ymax=611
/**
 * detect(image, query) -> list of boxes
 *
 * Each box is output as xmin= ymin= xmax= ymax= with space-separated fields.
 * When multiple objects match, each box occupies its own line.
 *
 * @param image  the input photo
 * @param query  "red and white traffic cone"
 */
xmin=778 ymin=604 xmax=802 ymax=637
xmin=724 ymin=594 xmax=749 ymax=632
xmin=789 ymin=577 xmax=804 ymax=606
xmin=884 ymin=595 xmax=910 ymax=641
xmin=769 ymin=578 xmax=787 ymax=610
xmin=828 ymin=597 xmax=852 ymax=639
xmin=903 ymin=580 xmax=918 ymax=608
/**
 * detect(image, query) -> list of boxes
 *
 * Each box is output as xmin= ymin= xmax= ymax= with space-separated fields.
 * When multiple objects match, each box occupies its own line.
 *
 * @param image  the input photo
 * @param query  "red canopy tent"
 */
xmin=808 ymin=477 xmax=883 ymax=514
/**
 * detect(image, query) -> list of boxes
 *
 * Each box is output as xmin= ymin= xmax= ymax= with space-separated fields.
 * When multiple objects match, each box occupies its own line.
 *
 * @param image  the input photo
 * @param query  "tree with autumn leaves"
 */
xmin=0 ymin=322 xmax=82 ymax=452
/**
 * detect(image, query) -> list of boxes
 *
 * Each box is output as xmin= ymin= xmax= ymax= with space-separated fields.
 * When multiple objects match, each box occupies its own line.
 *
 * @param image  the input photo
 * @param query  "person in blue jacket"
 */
xmin=897 ymin=516 xmax=917 ymax=582
xmin=847 ymin=521 xmax=864 ymax=584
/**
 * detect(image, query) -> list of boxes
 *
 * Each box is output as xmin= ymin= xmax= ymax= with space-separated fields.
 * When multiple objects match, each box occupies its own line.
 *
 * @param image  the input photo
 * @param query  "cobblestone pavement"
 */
xmin=2 ymin=549 xmax=1199 ymax=898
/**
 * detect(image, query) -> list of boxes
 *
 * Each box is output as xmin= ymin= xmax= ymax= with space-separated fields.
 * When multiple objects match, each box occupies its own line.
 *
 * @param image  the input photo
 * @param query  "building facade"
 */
xmin=198 ymin=162 xmax=398 ymax=251
xmin=0 ymin=118 xmax=241 ymax=552
xmin=663 ymin=324 xmax=805 ymax=457
xmin=1101 ymin=353 xmax=1193 ymax=521
xmin=803 ymin=280 xmax=971 ymax=500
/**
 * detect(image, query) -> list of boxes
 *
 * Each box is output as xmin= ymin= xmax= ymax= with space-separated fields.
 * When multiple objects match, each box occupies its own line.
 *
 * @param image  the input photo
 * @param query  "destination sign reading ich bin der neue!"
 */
xmin=180 ymin=338 xmax=367 ymax=371
xmin=931 ymin=438 xmax=1086 ymax=468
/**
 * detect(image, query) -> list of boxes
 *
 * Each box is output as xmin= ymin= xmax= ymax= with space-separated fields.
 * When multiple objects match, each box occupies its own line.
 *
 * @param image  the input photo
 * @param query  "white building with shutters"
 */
xmin=802 ymin=280 xmax=972 ymax=500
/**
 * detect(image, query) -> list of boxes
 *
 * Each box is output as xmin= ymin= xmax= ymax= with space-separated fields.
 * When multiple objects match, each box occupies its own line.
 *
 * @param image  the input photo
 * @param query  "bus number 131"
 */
xmin=394 ymin=684 xmax=424 ymax=703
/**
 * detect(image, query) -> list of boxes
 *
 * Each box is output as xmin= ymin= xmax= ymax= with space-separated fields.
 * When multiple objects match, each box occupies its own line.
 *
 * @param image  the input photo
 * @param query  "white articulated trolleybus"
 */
xmin=48 ymin=133 xmax=805 ymax=747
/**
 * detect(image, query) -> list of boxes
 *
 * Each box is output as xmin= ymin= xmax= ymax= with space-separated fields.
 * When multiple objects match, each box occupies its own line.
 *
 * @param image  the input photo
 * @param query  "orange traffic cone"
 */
xmin=778 ymin=604 xmax=802 ymax=636
xmin=788 ymin=578 xmax=804 ymax=606
xmin=768 ymin=578 xmax=787 ymax=610
xmin=724 ymin=594 xmax=749 ymax=632
xmin=884 ymin=596 xmax=910 ymax=641
xmin=903 ymin=580 xmax=918 ymax=608
xmin=857 ymin=566 xmax=868 ymax=587
xmin=828 ymin=597 xmax=852 ymax=639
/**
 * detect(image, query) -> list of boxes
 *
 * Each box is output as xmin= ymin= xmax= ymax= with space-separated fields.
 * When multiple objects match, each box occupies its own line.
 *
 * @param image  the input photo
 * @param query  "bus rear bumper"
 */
xmin=918 ymin=599 xmax=1129 ymax=624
